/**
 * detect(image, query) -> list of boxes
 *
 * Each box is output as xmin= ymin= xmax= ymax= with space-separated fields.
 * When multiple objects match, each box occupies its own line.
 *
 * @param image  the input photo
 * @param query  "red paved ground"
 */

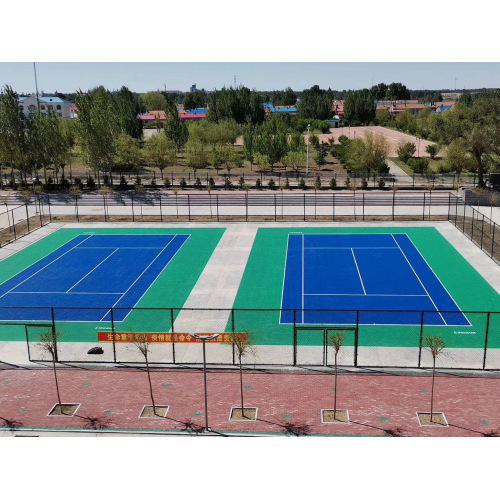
xmin=1 ymin=367 xmax=499 ymax=436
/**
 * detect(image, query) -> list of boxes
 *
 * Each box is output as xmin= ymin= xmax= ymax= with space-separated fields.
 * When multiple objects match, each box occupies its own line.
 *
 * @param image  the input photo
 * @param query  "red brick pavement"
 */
xmin=0 ymin=367 xmax=499 ymax=436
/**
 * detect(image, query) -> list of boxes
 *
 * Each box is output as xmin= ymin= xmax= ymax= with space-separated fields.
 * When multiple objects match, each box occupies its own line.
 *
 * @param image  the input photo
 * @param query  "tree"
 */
xmin=343 ymin=89 xmax=376 ymax=125
xmin=183 ymin=91 xmax=207 ymax=111
xmin=114 ymin=86 xmax=143 ymax=139
xmin=0 ymin=85 xmax=27 ymax=186
xmin=297 ymin=85 xmax=333 ymax=120
xmin=243 ymin=125 xmax=257 ymax=168
xmin=38 ymin=330 xmax=66 ymax=414
xmin=230 ymin=331 xmax=256 ymax=419
xmin=425 ymin=144 xmax=439 ymax=159
xmin=315 ymin=143 xmax=329 ymax=167
xmin=129 ymin=332 xmax=161 ymax=417
xmin=328 ymin=331 xmax=346 ymax=421
xmin=114 ymin=133 xmax=142 ymax=177
xmin=164 ymin=112 xmax=189 ymax=152
xmin=207 ymin=86 xmax=264 ymax=125
xmin=370 ymin=83 xmax=389 ymax=101
xmin=186 ymin=139 xmax=210 ymax=175
xmin=282 ymin=151 xmax=306 ymax=175
xmin=444 ymin=140 xmax=475 ymax=178
xmin=145 ymin=133 xmax=176 ymax=179
xmin=141 ymin=91 xmax=167 ymax=112
xmin=346 ymin=132 xmax=389 ymax=175
xmin=75 ymin=86 xmax=119 ymax=186
xmin=386 ymin=82 xmax=411 ymax=101
xmin=423 ymin=334 xmax=446 ymax=423
xmin=254 ymin=121 xmax=289 ymax=169
xmin=397 ymin=141 xmax=416 ymax=163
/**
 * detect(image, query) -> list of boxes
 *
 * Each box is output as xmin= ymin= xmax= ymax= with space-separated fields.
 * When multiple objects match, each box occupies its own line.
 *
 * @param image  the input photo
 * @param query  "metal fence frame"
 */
xmin=19 ymin=306 xmax=500 ymax=371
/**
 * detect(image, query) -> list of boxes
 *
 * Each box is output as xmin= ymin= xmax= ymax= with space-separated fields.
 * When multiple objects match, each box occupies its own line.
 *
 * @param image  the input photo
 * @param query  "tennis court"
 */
xmin=280 ymin=233 xmax=469 ymax=326
xmin=0 ymin=234 xmax=189 ymax=322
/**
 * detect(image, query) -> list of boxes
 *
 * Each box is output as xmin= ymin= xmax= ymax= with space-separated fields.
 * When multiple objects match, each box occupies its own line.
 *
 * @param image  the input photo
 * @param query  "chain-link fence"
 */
xmin=20 ymin=306 xmax=500 ymax=370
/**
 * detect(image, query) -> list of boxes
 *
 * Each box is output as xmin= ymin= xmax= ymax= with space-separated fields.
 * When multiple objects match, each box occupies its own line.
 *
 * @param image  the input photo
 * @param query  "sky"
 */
xmin=1 ymin=62 xmax=499 ymax=95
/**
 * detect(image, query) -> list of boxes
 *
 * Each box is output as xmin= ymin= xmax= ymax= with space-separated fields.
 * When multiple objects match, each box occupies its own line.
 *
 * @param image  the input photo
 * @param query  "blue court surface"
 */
xmin=0 ymin=234 xmax=189 ymax=322
xmin=280 ymin=233 xmax=469 ymax=326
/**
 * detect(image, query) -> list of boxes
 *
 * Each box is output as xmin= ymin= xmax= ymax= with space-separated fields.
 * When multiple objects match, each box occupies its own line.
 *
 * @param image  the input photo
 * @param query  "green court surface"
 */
xmin=0 ymin=227 xmax=225 ymax=341
xmin=228 ymin=227 xmax=500 ymax=349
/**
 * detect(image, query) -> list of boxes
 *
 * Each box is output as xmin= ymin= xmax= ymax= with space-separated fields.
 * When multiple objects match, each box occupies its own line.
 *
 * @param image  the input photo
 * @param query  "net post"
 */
xmin=170 ymin=308 xmax=176 ymax=364
xmin=418 ymin=311 xmax=424 ymax=368
xmin=293 ymin=309 xmax=297 ymax=366
xmin=483 ymin=312 xmax=491 ymax=370
xmin=392 ymin=190 xmax=395 ymax=221
xmin=354 ymin=310 xmax=359 ymax=367
xmin=110 ymin=308 xmax=116 ymax=363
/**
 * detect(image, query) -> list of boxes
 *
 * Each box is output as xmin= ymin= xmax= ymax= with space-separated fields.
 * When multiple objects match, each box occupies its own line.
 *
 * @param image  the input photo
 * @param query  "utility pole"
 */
xmin=33 ymin=62 xmax=40 ymax=110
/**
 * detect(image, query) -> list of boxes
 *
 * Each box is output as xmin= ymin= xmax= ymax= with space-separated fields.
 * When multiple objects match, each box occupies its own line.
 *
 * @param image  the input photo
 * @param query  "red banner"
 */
xmin=97 ymin=332 xmax=248 ymax=344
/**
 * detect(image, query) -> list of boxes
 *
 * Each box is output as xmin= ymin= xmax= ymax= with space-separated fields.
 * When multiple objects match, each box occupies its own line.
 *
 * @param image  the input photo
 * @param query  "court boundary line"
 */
xmin=278 ymin=234 xmax=291 ymax=325
xmin=106 ymin=234 xmax=190 ymax=323
xmin=399 ymin=233 xmax=471 ymax=327
xmin=0 ymin=235 xmax=94 ymax=299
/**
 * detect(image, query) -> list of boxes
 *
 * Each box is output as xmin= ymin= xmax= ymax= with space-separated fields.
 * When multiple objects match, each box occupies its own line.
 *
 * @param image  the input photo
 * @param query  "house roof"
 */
xmin=18 ymin=95 xmax=70 ymax=104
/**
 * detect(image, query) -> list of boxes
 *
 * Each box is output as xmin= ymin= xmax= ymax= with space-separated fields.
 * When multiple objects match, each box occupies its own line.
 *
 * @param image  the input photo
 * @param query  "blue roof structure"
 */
xmin=18 ymin=95 xmax=70 ymax=103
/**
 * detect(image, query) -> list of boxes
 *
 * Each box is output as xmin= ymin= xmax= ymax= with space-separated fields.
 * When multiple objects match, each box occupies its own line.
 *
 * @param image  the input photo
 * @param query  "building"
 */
xmin=262 ymin=102 xmax=297 ymax=115
xmin=137 ymin=108 xmax=208 ymax=123
xmin=18 ymin=94 xmax=73 ymax=119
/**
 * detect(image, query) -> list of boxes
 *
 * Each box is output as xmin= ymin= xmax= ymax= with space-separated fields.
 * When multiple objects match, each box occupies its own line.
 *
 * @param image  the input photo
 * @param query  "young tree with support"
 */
xmin=328 ymin=331 xmax=346 ymax=421
xmin=424 ymin=334 xmax=446 ymax=424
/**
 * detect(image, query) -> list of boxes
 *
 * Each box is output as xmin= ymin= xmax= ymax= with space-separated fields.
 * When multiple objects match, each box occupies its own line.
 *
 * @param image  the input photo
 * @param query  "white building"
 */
xmin=18 ymin=94 xmax=73 ymax=119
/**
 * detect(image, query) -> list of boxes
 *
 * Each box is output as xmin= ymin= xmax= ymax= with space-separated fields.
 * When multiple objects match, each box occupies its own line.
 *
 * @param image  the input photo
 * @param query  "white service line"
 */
xmin=351 ymin=248 xmax=366 ymax=295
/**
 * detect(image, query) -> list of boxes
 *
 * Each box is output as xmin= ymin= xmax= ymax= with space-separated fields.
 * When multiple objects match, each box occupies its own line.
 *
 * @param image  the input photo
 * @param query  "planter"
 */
xmin=48 ymin=403 xmax=80 ymax=417
xmin=230 ymin=407 xmax=258 ymax=422
xmin=321 ymin=409 xmax=350 ymax=424
xmin=139 ymin=405 xmax=169 ymax=419
xmin=417 ymin=412 xmax=448 ymax=427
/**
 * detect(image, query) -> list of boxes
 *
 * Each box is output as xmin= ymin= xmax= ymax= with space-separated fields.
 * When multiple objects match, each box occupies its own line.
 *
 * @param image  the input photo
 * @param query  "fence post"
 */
xmin=159 ymin=194 xmax=163 ymax=222
xmin=362 ymin=192 xmax=365 ymax=221
xmin=481 ymin=214 xmax=485 ymax=249
xmin=447 ymin=192 xmax=451 ymax=221
xmin=332 ymin=193 xmax=335 ymax=221
xmin=471 ymin=208 xmax=475 ymax=240
xmin=492 ymin=223 xmax=496 ymax=257
xmin=303 ymin=193 xmax=306 ymax=221
xmin=12 ymin=208 xmax=16 ymax=240
xmin=293 ymin=309 xmax=297 ymax=366
xmin=103 ymin=195 xmax=107 ymax=222
xmin=423 ymin=192 xmax=426 ymax=220
xmin=216 ymin=194 xmax=219 ymax=222
xmin=274 ymin=194 xmax=277 ymax=221
xmin=231 ymin=309 xmax=236 ymax=365
xmin=418 ymin=311 xmax=424 ymax=368
xmin=354 ymin=310 xmax=359 ymax=367
xmin=462 ymin=201 xmax=466 ymax=232
xmin=483 ymin=312 xmax=491 ymax=369
xmin=51 ymin=307 xmax=58 ymax=362
xmin=25 ymin=203 xmax=30 ymax=233
xmin=455 ymin=194 xmax=458 ymax=226
xmin=245 ymin=192 xmax=248 ymax=221
xmin=170 ymin=308 xmax=176 ymax=364
xmin=188 ymin=194 xmax=191 ymax=221
xmin=131 ymin=192 xmax=135 ymax=222
xmin=110 ymin=308 xmax=116 ymax=363
xmin=48 ymin=194 xmax=52 ymax=222
xmin=25 ymin=325 xmax=31 ymax=361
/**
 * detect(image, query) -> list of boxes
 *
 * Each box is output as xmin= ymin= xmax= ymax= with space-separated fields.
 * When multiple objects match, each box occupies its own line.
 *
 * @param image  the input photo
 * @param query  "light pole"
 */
xmin=306 ymin=123 xmax=311 ymax=178
xmin=190 ymin=332 xmax=220 ymax=432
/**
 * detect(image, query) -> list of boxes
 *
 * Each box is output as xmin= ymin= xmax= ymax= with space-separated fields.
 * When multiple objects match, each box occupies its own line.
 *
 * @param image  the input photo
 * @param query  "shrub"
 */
xmin=255 ymin=178 xmax=262 ymax=190
xmin=426 ymin=144 xmax=438 ymax=159
xmin=179 ymin=178 xmax=187 ymax=190
xmin=195 ymin=177 xmax=202 ymax=189
xmin=87 ymin=176 xmax=96 ymax=189
xmin=298 ymin=177 xmax=306 ymax=190
xmin=60 ymin=176 xmax=70 ymax=189
xmin=397 ymin=142 xmax=417 ymax=163
xmin=361 ymin=178 xmax=368 ymax=189
xmin=164 ymin=178 xmax=171 ymax=189
xmin=135 ymin=175 xmax=141 ymax=185
xmin=74 ymin=178 xmax=83 ymax=189
xmin=103 ymin=174 xmax=110 ymax=186
xmin=329 ymin=178 xmax=337 ymax=189
xmin=208 ymin=177 xmax=215 ymax=190
xmin=309 ymin=134 xmax=319 ymax=148
xmin=225 ymin=178 xmax=233 ymax=189
xmin=338 ymin=135 xmax=349 ymax=146
xmin=378 ymin=178 xmax=386 ymax=189
xmin=120 ymin=176 xmax=128 ymax=188
xmin=314 ymin=175 xmax=322 ymax=190
xmin=285 ymin=177 xmax=291 ymax=190
xmin=407 ymin=157 xmax=430 ymax=174
xmin=344 ymin=177 xmax=351 ymax=188
xmin=238 ymin=177 xmax=245 ymax=189
xmin=267 ymin=178 xmax=276 ymax=190
xmin=151 ymin=178 xmax=157 ymax=187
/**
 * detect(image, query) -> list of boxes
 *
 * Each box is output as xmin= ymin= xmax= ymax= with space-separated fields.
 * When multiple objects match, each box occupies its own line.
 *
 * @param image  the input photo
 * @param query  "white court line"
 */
xmin=302 ymin=234 xmax=305 ymax=324
xmin=400 ymin=234 xmax=471 ymax=327
xmin=66 ymin=248 xmax=119 ymax=293
xmin=279 ymin=234 xmax=292 ymax=325
xmin=101 ymin=235 xmax=188 ymax=322
xmin=391 ymin=234 xmax=446 ymax=325
xmin=0 ymin=234 xmax=94 ymax=299
xmin=304 ymin=293 xmax=429 ymax=297
xmin=351 ymin=248 xmax=366 ymax=295
xmin=304 ymin=246 xmax=398 ymax=250
xmin=9 ymin=291 xmax=121 ymax=295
